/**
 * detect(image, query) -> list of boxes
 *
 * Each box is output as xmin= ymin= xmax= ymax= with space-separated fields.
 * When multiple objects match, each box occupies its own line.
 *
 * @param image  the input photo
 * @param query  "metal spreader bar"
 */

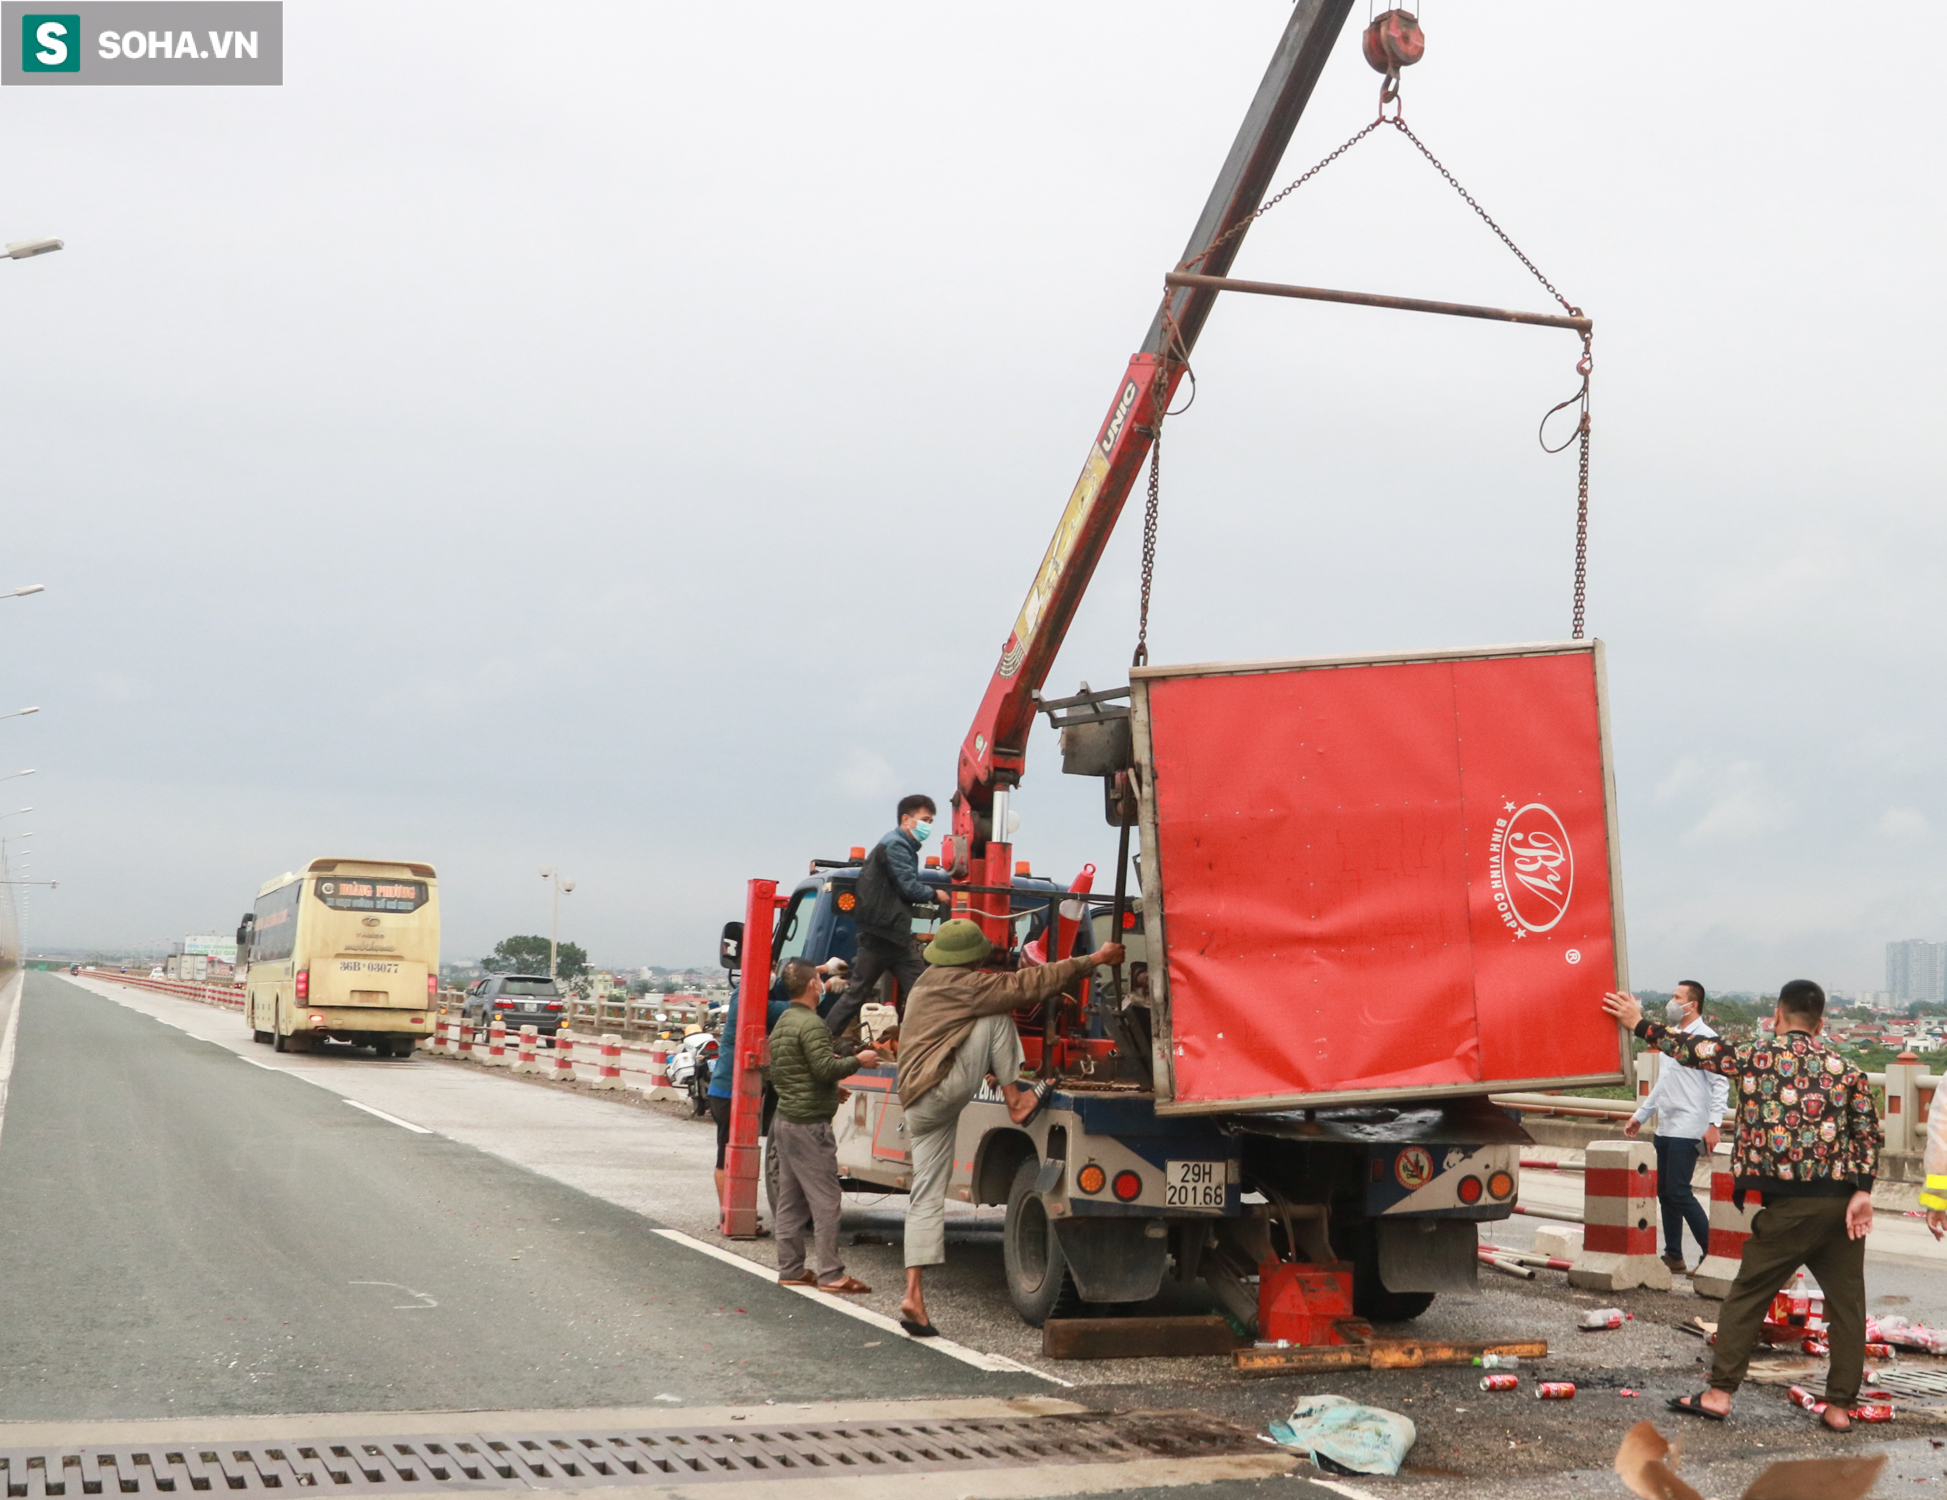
xmin=1163 ymin=270 xmax=1591 ymax=333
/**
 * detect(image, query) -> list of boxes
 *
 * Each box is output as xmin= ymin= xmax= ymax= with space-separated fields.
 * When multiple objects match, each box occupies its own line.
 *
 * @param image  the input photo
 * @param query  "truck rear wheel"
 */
xmin=1003 ymin=1157 xmax=1084 ymax=1327
xmin=1343 ymin=1221 xmax=1436 ymax=1322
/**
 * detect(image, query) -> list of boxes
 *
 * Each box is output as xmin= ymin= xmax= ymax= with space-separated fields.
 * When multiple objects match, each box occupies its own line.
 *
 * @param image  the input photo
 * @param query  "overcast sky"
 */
xmin=0 ymin=2 xmax=1937 ymax=993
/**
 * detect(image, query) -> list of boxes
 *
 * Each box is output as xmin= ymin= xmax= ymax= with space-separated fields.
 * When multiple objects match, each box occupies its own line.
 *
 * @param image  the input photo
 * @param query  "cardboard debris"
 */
xmin=1614 ymin=1420 xmax=1885 ymax=1500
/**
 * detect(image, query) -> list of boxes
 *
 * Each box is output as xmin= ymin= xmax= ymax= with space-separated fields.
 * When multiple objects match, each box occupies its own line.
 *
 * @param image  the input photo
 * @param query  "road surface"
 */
xmin=8 ymin=970 xmax=1947 ymax=1500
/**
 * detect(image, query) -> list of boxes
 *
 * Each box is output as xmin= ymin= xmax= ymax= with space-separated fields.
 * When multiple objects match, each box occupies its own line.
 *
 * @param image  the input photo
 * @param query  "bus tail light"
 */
xmin=427 ymin=975 xmax=437 ymax=998
xmin=295 ymin=969 xmax=309 ymax=1000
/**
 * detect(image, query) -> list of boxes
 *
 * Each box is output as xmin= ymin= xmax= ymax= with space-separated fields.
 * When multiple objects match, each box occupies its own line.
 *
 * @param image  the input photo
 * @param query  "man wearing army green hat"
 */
xmin=894 ymin=916 xmax=1124 ymax=1338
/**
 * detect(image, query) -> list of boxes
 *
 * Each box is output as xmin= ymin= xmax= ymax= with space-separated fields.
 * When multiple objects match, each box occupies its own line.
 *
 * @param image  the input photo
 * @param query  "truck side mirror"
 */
xmin=720 ymin=921 xmax=744 ymax=969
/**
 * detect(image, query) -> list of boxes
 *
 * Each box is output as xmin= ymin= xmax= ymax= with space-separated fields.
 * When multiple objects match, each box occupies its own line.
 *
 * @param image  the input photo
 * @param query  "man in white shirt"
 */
xmin=1624 ymin=980 xmax=1730 ymax=1272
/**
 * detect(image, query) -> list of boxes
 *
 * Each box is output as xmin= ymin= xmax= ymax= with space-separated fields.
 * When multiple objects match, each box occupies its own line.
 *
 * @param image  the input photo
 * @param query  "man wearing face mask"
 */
xmin=1624 ymin=981 xmax=1728 ymax=1273
xmin=826 ymin=794 xmax=953 ymax=1037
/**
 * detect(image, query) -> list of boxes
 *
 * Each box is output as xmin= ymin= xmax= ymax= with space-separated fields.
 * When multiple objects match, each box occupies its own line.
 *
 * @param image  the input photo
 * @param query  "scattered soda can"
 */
xmin=1864 ymin=1342 xmax=1894 ymax=1359
xmin=1618 ymin=1389 xmax=1639 ymax=1398
xmin=1787 ymin=1385 xmax=1824 ymax=1412
xmin=1479 ymin=1374 xmax=1519 ymax=1392
xmin=1535 ymin=1382 xmax=1577 ymax=1400
xmin=1578 ymin=1309 xmax=1629 ymax=1331
xmin=1849 ymin=1403 xmax=1895 ymax=1423
xmin=1801 ymin=1338 xmax=1830 ymax=1357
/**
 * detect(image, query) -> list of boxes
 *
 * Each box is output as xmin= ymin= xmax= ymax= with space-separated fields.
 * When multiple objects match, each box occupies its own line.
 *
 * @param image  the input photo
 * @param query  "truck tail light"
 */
xmin=1456 ymin=1175 xmax=1483 ymax=1205
xmin=1076 ymin=1163 xmax=1106 ymax=1195
xmin=1488 ymin=1170 xmax=1515 ymax=1200
xmin=295 ymin=969 xmax=309 ymax=1000
xmin=1112 ymin=1170 xmax=1142 ymax=1202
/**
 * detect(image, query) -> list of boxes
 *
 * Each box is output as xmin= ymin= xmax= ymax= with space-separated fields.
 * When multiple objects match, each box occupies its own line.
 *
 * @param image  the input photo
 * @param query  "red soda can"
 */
xmin=1786 ymin=1385 xmax=1824 ymax=1412
xmin=1863 ymin=1342 xmax=1894 ymax=1359
xmin=1479 ymin=1374 xmax=1519 ymax=1392
xmin=1535 ymin=1382 xmax=1576 ymax=1400
xmin=1848 ymin=1403 xmax=1895 ymax=1423
xmin=1801 ymin=1338 xmax=1829 ymax=1357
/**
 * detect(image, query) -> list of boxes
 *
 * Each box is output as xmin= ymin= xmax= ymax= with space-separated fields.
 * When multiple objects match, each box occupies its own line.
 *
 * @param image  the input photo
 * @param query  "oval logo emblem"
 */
xmin=1493 ymin=802 xmax=1574 ymax=933
xmin=1394 ymin=1146 xmax=1434 ymax=1191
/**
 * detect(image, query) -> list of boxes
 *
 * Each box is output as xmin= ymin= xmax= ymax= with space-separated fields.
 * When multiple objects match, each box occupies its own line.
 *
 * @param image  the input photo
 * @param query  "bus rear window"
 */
xmin=314 ymin=878 xmax=428 ymax=913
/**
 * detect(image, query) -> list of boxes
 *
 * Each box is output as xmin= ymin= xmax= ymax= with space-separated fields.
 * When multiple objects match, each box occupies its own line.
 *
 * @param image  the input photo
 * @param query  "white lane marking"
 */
xmin=343 ymin=1099 xmax=432 ymax=1134
xmin=651 ymin=1227 xmax=1070 ymax=1386
xmin=1307 ymin=1481 xmax=1386 ymax=1500
xmin=0 ymin=970 xmax=23 ymax=1150
xmin=348 ymin=1280 xmax=438 ymax=1309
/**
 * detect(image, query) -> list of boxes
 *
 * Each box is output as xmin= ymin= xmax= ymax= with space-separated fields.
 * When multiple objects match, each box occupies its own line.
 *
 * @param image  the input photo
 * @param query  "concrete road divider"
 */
xmin=1690 ymin=1146 xmax=1761 ymax=1299
xmin=487 ymin=1018 xmax=509 ymax=1067
xmin=514 ymin=1024 xmax=542 ymax=1075
xmin=81 ymin=968 xmax=244 ymax=1011
xmin=596 ymin=1034 xmax=622 ymax=1090
xmin=1568 ymin=1139 xmax=1672 ymax=1292
xmin=424 ymin=1016 xmax=678 ymax=1099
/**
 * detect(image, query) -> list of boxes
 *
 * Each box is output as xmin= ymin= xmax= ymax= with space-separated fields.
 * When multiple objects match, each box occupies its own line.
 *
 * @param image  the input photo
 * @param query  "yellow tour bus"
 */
xmin=240 ymin=857 xmax=440 ymax=1057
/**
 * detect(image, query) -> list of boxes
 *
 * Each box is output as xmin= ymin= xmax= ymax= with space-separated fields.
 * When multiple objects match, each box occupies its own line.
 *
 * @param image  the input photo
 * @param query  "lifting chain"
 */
xmin=1168 ymin=72 xmax=1594 ymax=641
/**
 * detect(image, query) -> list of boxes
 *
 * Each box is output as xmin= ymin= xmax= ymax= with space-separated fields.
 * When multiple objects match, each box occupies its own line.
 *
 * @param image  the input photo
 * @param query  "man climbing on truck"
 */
xmin=826 ymin=794 xmax=951 ymax=1037
xmin=894 ymin=917 xmax=1124 ymax=1337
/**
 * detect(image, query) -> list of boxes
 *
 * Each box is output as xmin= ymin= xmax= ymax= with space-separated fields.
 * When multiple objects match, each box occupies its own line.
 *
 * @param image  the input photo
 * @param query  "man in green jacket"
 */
xmin=770 ymin=957 xmax=879 ymax=1294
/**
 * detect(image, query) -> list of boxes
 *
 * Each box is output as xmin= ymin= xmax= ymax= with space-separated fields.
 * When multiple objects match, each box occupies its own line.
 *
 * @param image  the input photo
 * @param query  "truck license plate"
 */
xmin=1165 ymin=1160 xmax=1224 ymax=1209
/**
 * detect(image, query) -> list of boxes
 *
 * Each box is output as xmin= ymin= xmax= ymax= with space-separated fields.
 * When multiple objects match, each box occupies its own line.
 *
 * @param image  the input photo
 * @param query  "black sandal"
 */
xmin=899 ymin=1317 xmax=940 ymax=1339
xmin=1016 ymin=1079 xmax=1055 ymax=1128
xmin=1667 ymin=1393 xmax=1728 ymax=1421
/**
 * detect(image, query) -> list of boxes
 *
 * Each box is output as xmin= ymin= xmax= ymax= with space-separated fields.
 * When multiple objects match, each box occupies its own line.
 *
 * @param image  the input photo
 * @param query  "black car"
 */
xmin=463 ymin=974 xmax=567 ymax=1036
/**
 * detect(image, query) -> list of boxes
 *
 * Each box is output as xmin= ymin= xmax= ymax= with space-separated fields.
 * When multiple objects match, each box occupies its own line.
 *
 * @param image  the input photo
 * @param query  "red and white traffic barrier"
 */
xmin=647 ymin=1039 xmax=673 ymax=1091
xmin=514 ymin=1023 xmax=541 ymax=1074
xmin=487 ymin=1017 xmax=509 ymax=1066
xmin=1568 ymin=1139 xmax=1672 ymax=1292
xmin=1691 ymin=1146 xmax=1761 ymax=1299
xmin=595 ymin=1033 xmax=622 ymax=1090
xmin=552 ymin=1033 xmax=577 ymax=1082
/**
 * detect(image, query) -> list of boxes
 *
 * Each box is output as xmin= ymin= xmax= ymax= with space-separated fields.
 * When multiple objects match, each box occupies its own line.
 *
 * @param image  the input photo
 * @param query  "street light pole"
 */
xmin=539 ymin=866 xmax=576 ymax=981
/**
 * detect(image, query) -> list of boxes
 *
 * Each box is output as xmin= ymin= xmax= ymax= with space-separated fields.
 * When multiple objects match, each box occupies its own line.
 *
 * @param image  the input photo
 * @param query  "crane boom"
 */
xmin=953 ymin=0 xmax=1355 ymax=844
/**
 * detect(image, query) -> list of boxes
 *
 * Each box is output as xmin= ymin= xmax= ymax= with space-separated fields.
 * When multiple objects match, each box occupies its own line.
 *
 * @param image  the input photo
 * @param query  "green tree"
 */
xmin=482 ymin=934 xmax=589 ymax=979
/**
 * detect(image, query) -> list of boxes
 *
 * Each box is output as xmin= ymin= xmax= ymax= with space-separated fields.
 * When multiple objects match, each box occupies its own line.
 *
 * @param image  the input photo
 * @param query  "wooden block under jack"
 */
xmin=1043 ymin=1315 xmax=1246 ymax=1361
xmin=1233 ymin=1337 xmax=1548 ymax=1376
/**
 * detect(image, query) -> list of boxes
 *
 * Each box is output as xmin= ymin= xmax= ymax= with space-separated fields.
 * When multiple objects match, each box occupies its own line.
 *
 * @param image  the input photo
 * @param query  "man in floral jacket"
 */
xmin=1602 ymin=980 xmax=1881 ymax=1432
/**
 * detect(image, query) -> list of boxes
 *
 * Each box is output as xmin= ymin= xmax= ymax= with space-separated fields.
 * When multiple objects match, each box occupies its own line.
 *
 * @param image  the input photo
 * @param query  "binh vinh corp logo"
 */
xmin=1488 ymin=800 xmax=1574 ymax=935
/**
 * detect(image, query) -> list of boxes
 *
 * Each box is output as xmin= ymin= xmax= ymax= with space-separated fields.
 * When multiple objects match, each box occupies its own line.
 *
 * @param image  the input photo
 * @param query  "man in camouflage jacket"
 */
xmin=1603 ymin=979 xmax=1882 ymax=1430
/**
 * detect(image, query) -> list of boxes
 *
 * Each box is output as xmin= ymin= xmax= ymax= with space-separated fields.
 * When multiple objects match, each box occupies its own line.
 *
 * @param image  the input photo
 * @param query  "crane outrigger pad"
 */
xmin=1130 ymin=640 xmax=1627 ymax=1115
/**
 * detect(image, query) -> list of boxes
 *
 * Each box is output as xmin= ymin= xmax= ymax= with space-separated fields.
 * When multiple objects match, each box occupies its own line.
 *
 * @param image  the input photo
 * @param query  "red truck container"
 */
xmin=1131 ymin=639 xmax=1628 ymax=1114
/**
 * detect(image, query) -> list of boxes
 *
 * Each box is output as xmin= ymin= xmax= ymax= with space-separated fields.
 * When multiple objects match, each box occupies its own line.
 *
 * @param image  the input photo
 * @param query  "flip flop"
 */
xmin=1016 ymin=1079 xmax=1055 ymax=1128
xmin=817 ymin=1276 xmax=873 ymax=1295
xmin=777 ymin=1275 xmax=816 ymax=1287
xmin=900 ymin=1317 xmax=940 ymax=1339
xmin=1667 ymin=1394 xmax=1728 ymax=1422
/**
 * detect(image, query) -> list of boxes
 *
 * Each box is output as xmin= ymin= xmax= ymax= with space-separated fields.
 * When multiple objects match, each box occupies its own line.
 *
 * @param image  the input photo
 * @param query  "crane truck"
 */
xmin=720 ymin=0 xmax=1628 ymax=1334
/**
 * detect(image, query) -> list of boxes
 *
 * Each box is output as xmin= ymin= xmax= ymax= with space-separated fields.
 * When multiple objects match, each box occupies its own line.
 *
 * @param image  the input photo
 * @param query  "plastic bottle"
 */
xmin=1474 ymin=1353 xmax=1523 ymax=1369
xmin=1577 ymin=1309 xmax=1631 ymax=1331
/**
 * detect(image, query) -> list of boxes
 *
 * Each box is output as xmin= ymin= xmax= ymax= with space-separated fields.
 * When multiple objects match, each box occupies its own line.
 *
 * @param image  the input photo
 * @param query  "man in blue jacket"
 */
xmin=825 ymin=794 xmax=951 ymax=1036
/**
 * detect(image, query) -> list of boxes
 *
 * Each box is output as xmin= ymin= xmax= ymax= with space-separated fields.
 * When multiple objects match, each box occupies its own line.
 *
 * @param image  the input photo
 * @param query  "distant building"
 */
xmin=1887 ymin=940 xmax=1947 ymax=1005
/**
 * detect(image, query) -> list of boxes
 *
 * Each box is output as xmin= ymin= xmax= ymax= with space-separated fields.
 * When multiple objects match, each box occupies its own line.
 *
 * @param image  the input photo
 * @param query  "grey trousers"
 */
xmin=903 ymin=1014 xmax=1025 ymax=1269
xmin=771 ymin=1118 xmax=844 ymax=1284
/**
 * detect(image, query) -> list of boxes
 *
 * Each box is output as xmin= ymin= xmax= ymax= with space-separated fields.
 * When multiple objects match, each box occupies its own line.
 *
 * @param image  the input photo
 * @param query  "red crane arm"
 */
xmin=954 ymin=0 xmax=1355 ymax=832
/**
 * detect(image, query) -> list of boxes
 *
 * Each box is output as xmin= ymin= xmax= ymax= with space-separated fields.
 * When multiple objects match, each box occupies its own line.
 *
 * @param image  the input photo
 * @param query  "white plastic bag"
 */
xmin=1268 ymin=1394 xmax=1418 ymax=1476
